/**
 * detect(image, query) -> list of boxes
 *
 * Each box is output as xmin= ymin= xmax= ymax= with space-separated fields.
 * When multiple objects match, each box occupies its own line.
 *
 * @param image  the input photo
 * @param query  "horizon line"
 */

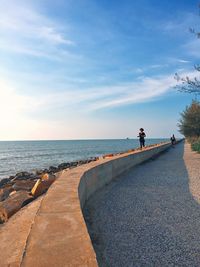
xmin=0 ymin=137 xmax=180 ymax=142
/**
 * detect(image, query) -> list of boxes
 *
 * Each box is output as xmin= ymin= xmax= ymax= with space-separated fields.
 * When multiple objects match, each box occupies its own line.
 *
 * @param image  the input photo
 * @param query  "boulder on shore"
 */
xmin=0 ymin=191 xmax=33 ymax=223
xmin=31 ymin=173 xmax=56 ymax=198
xmin=41 ymin=173 xmax=56 ymax=181
xmin=15 ymin=171 xmax=31 ymax=180
xmin=12 ymin=180 xmax=36 ymax=192
xmin=0 ymin=178 xmax=10 ymax=188
xmin=11 ymin=173 xmax=39 ymax=182
xmin=0 ymin=187 xmax=13 ymax=202
xmin=49 ymin=166 xmax=58 ymax=173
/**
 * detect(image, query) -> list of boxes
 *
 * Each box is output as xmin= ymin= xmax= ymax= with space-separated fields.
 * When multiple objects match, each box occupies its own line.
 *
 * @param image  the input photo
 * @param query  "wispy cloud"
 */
xmin=0 ymin=72 xmax=178 ymax=116
xmin=177 ymin=59 xmax=190 ymax=63
xmin=0 ymin=72 xmax=185 ymax=140
xmin=132 ymin=64 xmax=169 ymax=75
xmin=48 ymin=69 xmax=196 ymax=111
xmin=133 ymin=68 xmax=144 ymax=74
xmin=0 ymin=1 xmax=74 ymax=60
xmin=22 ymin=72 xmax=190 ymax=112
xmin=166 ymin=57 xmax=190 ymax=64
xmin=87 ymin=75 xmax=176 ymax=110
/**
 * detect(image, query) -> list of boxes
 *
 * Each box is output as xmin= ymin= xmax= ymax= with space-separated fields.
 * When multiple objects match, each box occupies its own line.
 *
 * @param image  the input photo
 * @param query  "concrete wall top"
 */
xmin=0 ymin=142 xmax=172 ymax=267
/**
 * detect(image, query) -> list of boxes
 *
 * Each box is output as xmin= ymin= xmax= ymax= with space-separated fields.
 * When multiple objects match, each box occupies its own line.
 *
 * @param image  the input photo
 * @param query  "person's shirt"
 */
xmin=139 ymin=132 xmax=146 ymax=140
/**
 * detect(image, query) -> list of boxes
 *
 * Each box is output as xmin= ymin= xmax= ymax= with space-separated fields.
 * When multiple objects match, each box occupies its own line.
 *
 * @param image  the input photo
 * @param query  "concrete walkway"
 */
xmin=84 ymin=142 xmax=200 ymax=267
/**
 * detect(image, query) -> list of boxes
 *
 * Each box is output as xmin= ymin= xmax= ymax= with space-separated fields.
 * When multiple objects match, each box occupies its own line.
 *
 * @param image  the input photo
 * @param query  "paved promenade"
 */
xmin=84 ymin=142 xmax=200 ymax=267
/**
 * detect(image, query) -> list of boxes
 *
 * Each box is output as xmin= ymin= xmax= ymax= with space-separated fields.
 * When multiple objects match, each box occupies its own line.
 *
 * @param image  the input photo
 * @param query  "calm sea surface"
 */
xmin=0 ymin=139 xmax=168 ymax=179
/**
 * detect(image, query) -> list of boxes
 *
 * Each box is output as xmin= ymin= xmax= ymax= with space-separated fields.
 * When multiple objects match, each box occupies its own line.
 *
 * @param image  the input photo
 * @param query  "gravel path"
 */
xmin=84 ymin=141 xmax=200 ymax=267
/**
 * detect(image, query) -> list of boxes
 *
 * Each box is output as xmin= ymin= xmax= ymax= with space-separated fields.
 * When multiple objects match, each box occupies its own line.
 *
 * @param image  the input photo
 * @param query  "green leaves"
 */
xmin=179 ymin=100 xmax=200 ymax=137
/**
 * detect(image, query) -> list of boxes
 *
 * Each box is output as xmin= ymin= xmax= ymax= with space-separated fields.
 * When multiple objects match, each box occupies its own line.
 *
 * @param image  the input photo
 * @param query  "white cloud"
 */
xmin=132 ymin=64 xmax=169 ymax=75
xmin=0 ymin=1 xmax=74 ymax=59
xmin=17 ymin=70 xmax=200 ymax=113
xmin=1 ymin=67 xmax=197 ymax=118
xmin=177 ymin=59 xmax=190 ymax=63
xmin=87 ymin=75 xmax=175 ymax=110
xmin=0 ymin=67 xmax=194 ymax=140
xmin=150 ymin=64 xmax=165 ymax=69
xmin=26 ymin=72 xmax=187 ymax=112
xmin=133 ymin=68 xmax=144 ymax=74
xmin=38 ymin=26 xmax=74 ymax=45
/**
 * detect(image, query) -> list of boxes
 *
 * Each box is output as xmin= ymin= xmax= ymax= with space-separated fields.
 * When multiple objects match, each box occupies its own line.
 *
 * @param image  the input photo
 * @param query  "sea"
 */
xmin=0 ymin=139 xmax=168 ymax=179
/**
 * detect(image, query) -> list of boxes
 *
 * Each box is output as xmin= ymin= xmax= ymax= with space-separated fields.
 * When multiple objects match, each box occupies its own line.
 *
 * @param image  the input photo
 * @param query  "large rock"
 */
xmin=0 ymin=191 xmax=33 ymax=223
xmin=49 ymin=166 xmax=58 ymax=173
xmin=35 ymin=169 xmax=50 ymax=175
xmin=0 ymin=178 xmax=10 ymax=188
xmin=31 ymin=174 xmax=56 ymax=198
xmin=12 ymin=172 xmax=39 ymax=182
xmin=15 ymin=171 xmax=31 ymax=180
xmin=9 ymin=190 xmax=17 ymax=197
xmin=41 ymin=173 xmax=56 ymax=181
xmin=12 ymin=180 xmax=36 ymax=191
xmin=58 ymin=162 xmax=71 ymax=170
xmin=0 ymin=187 xmax=13 ymax=202
xmin=78 ymin=159 xmax=88 ymax=165
xmin=71 ymin=161 xmax=78 ymax=167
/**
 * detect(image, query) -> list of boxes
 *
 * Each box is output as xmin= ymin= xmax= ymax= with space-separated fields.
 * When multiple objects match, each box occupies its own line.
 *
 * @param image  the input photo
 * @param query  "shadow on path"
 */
xmin=84 ymin=142 xmax=200 ymax=267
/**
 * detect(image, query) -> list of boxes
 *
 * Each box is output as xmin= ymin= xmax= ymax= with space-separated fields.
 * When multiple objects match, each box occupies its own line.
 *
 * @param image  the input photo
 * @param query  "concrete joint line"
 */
xmin=19 ymin=196 xmax=45 ymax=266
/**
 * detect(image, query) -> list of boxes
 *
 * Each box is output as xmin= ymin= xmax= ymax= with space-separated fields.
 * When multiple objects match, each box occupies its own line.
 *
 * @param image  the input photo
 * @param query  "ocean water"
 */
xmin=0 ymin=139 xmax=168 ymax=179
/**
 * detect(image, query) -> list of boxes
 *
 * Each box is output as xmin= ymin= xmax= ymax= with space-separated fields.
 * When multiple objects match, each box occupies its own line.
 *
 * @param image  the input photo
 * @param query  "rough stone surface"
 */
xmin=0 ymin=187 xmax=13 ymax=201
xmin=84 ymin=141 xmax=200 ymax=267
xmin=15 ymin=172 xmax=32 ymax=180
xmin=12 ymin=180 xmax=36 ymax=191
xmin=0 ymin=191 xmax=33 ymax=223
xmin=31 ymin=178 xmax=55 ymax=198
xmin=0 ymin=178 xmax=11 ymax=187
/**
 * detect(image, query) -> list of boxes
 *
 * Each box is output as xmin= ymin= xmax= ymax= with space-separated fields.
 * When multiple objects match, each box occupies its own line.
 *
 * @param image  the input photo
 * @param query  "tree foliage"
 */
xmin=179 ymin=100 xmax=200 ymax=137
xmin=176 ymin=6 xmax=200 ymax=152
xmin=175 ymin=66 xmax=200 ymax=95
xmin=175 ymin=6 xmax=200 ymax=96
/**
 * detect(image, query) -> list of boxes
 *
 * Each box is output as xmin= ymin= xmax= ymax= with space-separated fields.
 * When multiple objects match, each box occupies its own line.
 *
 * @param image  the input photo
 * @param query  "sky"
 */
xmin=0 ymin=0 xmax=200 ymax=140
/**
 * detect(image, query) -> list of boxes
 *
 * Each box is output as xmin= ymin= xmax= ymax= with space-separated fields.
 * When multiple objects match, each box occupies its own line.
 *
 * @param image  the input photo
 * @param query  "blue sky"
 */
xmin=0 ymin=0 xmax=199 ymax=140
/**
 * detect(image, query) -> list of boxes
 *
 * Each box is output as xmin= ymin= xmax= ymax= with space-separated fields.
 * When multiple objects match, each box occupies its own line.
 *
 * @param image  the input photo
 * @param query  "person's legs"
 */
xmin=140 ymin=140 xmax=143 ymax=149
xmin=143 ymin=140 xmax=145 ymax=147
xmin=140 ymin=140 xmax=145 ymax=149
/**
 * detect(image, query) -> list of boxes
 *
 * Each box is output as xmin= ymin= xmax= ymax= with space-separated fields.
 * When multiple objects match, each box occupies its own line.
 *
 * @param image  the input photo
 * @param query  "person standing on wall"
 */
xmin=170 ymin=134 xmax=176 ymax=147
xmin=138 ymin=128 xmax=146 ymax=149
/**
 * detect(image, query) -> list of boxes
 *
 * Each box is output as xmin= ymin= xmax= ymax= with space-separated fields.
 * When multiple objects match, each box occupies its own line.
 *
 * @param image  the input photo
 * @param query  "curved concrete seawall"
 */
xmin=0 ymin=142 xmax=172 ymax=267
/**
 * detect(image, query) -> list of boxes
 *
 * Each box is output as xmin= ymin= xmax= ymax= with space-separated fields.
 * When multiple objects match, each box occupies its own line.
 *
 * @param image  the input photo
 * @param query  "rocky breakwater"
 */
xmin=0 ymin=157 xmax=99 ymax=224
xmin=0 ymin=172 xmax=55 ymax=224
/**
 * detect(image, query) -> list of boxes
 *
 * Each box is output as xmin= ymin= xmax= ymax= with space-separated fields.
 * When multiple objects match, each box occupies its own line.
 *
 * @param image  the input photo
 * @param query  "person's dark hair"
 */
xmin=140 ymin=128 xmax=144 ymax=131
